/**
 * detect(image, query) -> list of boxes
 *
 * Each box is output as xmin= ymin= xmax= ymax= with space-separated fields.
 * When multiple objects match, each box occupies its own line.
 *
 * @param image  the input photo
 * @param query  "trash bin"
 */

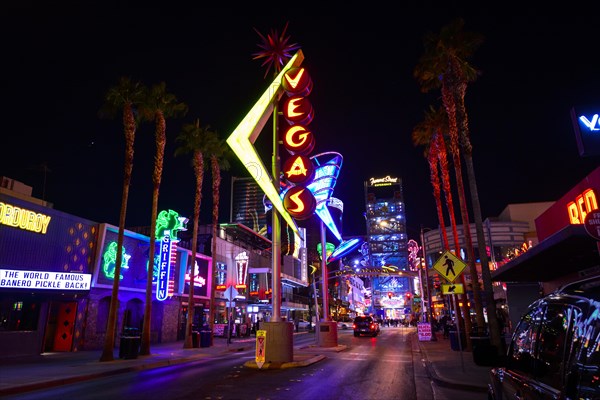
xmin=119 ymin=327 xmax=140 ymax=359
xmin=192 ymin=331 xmax=200 ymax=348
xmin=449 ymin=330 xmax=466 ymax=351
xmin=200 ymin=330 xmax=212 ymax=347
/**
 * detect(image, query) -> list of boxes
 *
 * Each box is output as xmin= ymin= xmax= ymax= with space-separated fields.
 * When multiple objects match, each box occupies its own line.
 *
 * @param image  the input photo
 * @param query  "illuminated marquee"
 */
xmin=369 ymin=176 xmax=399 ymax=187
xmin=0 ymin=202 xmax=51 ymax=234
xmin=0 ymin=269 xmax=92 ymax=290
xmin=567 ymin=188 xmax=598 ymax=224
xmin=281 ymin=66 xmax=317 ymax=221
xmin=235 ymin=251 xmax=249 ymax=289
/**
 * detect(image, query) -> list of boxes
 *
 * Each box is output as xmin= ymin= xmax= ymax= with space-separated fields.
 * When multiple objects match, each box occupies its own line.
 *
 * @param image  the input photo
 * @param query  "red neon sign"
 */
xmin=567 ymin=188 xmax=598 ymax=224
xmin=282 ymin=155 xmax=315 ymax=185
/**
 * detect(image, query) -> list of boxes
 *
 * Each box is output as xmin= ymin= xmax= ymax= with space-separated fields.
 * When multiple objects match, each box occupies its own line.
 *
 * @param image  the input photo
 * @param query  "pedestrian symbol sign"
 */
xmin=256 ymin=330 xmax=266 ymax=369
xmin=433 ymin=250 xmax=466 ymax=283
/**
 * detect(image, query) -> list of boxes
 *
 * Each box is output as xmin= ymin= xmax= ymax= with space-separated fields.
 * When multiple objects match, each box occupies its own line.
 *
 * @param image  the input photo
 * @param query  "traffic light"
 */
xmin=405 ymin=292 xmax=412 ymax=302
xmin=388 ymin=292 xmax=392 ymax=299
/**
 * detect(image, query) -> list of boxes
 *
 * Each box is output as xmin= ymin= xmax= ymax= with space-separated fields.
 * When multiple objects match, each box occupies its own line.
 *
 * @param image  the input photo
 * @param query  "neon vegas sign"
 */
xmin=225 ymin=51 xmax=304 ymax=237
xmin=567 ymin=188 xmax=598 ymax=224
xmin=0 ymin=202 xmax=51 ymax=234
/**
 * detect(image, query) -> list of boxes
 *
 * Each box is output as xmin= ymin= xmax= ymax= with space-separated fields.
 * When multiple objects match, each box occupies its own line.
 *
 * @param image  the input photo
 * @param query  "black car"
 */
xmin=353 ymin=316 xmax=380 ymax=337
xmin=474 ymin=275 xmax=600 ymax=400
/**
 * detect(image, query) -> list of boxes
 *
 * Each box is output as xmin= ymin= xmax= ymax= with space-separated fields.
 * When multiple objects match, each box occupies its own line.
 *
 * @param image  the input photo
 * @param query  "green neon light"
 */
xmin=226 ymin=50 xmax=304 ymax=236
xmin=102 ymin=241 xmax=131 ymax=280
xmin=155 ymin=209 xmax=187 ymax=239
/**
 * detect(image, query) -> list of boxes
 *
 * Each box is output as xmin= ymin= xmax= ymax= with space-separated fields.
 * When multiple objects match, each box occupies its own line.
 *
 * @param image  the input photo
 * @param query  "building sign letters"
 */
xmin=0 ymin=269 xmax=91 ymax=290
xmin=567 ymin=188 xmax=598 ymax=224
xmin=0 ymin=202 xmax=51 ymax=234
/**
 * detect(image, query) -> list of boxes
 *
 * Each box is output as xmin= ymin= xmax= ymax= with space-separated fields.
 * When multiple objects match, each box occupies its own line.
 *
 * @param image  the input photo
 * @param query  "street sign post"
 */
xmin=432 ymin=250 xmax=467 ymax=283
xmin=224 ymin=286 xmax=239 ymax=344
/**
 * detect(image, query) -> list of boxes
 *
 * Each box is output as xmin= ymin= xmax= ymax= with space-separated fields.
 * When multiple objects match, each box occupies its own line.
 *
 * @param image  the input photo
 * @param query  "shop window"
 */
xmin=0 ymin=297 xmax=40 ymax=331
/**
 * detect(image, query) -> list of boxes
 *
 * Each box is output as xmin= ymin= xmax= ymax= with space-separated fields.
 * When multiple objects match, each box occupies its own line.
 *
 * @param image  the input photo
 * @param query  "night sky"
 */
xmin=2 ymin=4 xmax=599 ymax=239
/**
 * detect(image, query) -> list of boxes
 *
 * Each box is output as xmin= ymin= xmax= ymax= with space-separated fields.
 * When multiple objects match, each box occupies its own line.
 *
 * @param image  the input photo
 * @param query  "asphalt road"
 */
xmin=4 ymin=328 xmax=485 ymax=400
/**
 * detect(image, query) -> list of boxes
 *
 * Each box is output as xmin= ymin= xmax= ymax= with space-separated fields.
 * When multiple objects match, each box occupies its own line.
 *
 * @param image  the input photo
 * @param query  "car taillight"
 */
xmin=352 ymin=324 xmax=356 ymax=329
xmin=370 ymin=324 xmax=375 ymax=330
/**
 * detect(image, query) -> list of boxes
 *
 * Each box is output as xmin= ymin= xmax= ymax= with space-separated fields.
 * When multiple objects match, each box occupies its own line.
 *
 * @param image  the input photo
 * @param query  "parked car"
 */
xmin=473 ymin=275 xmax=600 ymax=400
xmin=353 ymin=316 xmax=380 ymax=337
xmin=337 ymin=318 xmax=353 ymax=330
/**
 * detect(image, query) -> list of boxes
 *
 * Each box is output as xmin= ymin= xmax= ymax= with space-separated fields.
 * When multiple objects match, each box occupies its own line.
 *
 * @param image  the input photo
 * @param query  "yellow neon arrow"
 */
xmin=226 ymin=50 xmax=304 ymax=236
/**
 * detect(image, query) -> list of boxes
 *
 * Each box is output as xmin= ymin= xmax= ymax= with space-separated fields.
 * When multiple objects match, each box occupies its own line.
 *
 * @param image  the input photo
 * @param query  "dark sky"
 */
xmin=2 ymin=4 xmax=599 ymax=239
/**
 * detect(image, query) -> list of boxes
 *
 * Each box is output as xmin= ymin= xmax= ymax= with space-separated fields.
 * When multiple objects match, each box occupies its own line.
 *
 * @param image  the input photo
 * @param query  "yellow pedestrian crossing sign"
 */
xmin=433 ymin=250 xmax=466 ymax=283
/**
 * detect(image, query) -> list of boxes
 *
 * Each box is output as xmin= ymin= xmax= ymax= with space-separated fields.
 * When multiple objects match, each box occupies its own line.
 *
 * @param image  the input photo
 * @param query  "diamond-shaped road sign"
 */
xmin=433 ymin=250 xmax=467 ymax=283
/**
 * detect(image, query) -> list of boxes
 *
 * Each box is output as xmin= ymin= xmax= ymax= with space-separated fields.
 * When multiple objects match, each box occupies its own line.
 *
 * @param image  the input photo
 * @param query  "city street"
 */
xmin=3 ymin=327 xmax=486 ymax=400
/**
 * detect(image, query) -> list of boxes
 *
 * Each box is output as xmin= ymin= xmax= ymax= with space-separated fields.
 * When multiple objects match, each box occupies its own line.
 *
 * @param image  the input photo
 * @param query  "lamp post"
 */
xmin=420 ymin=225 xmax=437 ymax=341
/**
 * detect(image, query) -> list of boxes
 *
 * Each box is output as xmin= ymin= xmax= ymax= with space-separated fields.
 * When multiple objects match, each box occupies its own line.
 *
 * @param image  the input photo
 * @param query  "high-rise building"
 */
xmin=364 ymin=175 xmax=412 ymax=320
xmin=230 ymin=176 xmax=269 ymax=236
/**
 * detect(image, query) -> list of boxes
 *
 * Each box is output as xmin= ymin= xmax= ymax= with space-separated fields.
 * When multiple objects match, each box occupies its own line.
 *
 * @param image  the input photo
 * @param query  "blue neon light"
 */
xmin=306 ymin=152 xmax=343 ymax=241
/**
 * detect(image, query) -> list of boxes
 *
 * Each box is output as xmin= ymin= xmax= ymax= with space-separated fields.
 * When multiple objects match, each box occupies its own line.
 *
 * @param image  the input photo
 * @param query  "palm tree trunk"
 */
xmin=185 ymin=153 xmax=203 ymax=348
xmin=210 ymin=155 xmax=222 ymax=346
xmin=100 ymin=103 xmax=136 ymax=362
xmin=455 ymin=86 xmax=502 ymax=349
xmin=141 ymin=112 xmax=167 ymax=355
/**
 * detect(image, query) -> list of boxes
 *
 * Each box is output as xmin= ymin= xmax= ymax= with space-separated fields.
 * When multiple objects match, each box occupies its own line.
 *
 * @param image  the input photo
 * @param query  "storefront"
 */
xmin=86 ymin=218 xmax=214 ymax=349
xmin=492 ymin=166 xmax=600 ymax=328
xmin=0 ymin=192 xmax=97 ymax=357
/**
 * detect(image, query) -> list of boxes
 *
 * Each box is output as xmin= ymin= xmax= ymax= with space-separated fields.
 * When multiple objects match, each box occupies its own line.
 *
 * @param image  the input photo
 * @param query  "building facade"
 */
xmin=364 ymin=175 xmax=411 ymax=321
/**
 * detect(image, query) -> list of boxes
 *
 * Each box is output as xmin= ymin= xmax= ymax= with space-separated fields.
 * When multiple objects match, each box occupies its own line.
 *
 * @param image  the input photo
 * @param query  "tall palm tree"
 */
xmin=207 ymin=133 xmax=232 ymax=342
xmin=138 ymin=82 xmax=188 ymax=356
xmin=414 ymin=18 xmax=485 ymax=338
xmin=449 ymin=21 xmax=503 ymax=350
xmin=175 ymin=119 xmax=215 ymax=349
xmin=412 ymin=105 xmax=471 ymax=348
xmin=97 ymin=77 xmax=147 ymax=362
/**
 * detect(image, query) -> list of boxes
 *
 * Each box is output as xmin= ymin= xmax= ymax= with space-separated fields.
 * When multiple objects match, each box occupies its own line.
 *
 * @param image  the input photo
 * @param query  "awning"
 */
xmin=491 ymin=225 xmax=599 ymax=282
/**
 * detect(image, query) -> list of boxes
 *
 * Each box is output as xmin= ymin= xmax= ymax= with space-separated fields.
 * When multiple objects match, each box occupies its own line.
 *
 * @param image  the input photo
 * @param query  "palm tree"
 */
xmin=97 ymin=77 xmax=147 ymax=362
xmin=174 ymin=119 xmax=215 ymax=349
xmin=207 ymin=133 xmax=232 ymax=342
xmin=414 ymin=18 xmax=485 ymax=339
xmin=412 ymin=105 xmax=471 ymax=348
xmin=138 ymin=82 xmax=188 ymax=356
xmin=449 ymin=21 xmax=503 ymax=350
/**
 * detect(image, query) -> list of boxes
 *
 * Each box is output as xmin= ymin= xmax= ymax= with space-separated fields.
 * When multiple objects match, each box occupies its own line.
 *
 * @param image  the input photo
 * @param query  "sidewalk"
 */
xmin=415 ymin=332 xmax=490 ymax=393
xmin=0 ymin=330 xmax=492 ymax=396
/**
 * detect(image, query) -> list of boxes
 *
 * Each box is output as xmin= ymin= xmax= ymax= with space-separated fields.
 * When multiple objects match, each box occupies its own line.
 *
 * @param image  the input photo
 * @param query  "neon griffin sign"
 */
xmin=155 ymin=210 xmax=187 ymax=301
